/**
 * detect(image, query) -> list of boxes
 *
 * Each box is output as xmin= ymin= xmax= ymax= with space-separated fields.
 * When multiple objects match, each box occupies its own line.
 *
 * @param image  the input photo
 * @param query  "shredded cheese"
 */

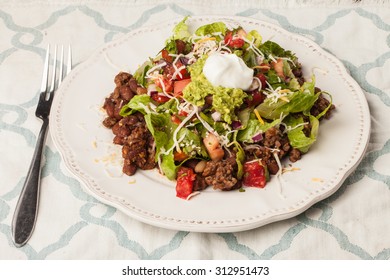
xmin=312 ymin=66 xmax=329 ymax=76
xmin=156 ymin=76 xmax=174 ymax=100
xmin=268 ymin=54 xmax=278 ymax=63
xmin=276 ymin=56 xmax=296 ymax=67
xmin=195 ymin=37 xmax=216 ymax=46
xmin=172 ymin=106 xmax=198 ymax=152
xmin=312 ymin=177 xmax=324 ymax=182
xmin=282 ymin=167 xmax=301 ymax=174
xmin=242 ymin=36 xmax=265 ymax=60
xmin=145 ymin=61 xmax=166 ymax=78
xmin=171 ymin=54 xmax=185 ymax=80
xmin=254 ymin=108 xmax=265 ymax=125
xmin=194 ymin=110 xmax=230 ymax=150
xmin=264 ymin=82 xmax=291 ymax=104
xmin=281 ymin=121 xmax=309 ymax=133
xmin=195 ymin=110 xmax=216 ymax=135
xmin=252 ymin=65 xmax=270 ymax=71
xmin=251 ymin=76 xmax=262 ymax=91
xmin=186 ymin=191 xmax=201 ymax=200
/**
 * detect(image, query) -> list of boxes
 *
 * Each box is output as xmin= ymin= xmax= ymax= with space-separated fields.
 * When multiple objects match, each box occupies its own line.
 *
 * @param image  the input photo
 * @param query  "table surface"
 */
xmin=1 ymin=0 xmax=389 ymax=260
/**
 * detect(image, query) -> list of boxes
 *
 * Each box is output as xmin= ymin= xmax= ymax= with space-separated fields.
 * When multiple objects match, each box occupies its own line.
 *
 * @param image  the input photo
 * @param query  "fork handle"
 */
xmin=12 ymin=119 xmax=49 ymax=247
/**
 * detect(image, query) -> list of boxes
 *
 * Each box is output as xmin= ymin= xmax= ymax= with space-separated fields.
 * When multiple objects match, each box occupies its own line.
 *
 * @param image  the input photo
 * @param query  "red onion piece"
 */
xmin=252 ymin=132 xmax=263 ymax=142
xmin=231 ymin=120 xmax=242 ymax=129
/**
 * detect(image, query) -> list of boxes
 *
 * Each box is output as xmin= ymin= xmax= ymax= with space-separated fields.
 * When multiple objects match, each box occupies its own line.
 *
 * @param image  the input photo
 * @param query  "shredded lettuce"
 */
xmin=133 ymin=61 xmax=152 ymax=87
xmin=144 ymin=110 xmax=208 ymax=180
xmin=172 ymin=16 xmax=191 ymax=40
xmin=232 ymin=138 xmax=245 ymax=180
xmin=246 ymin=30 xmax=262 ymax=48
xmin=255 ymin=77 xmax=319 ymax=120
xmin=237 ymin=117 xmax=281 ymax=143
xmin=259 ymin=41 xmax=296 ymax=61
xmin=195 ymin=21 xmax=227 ymax=37
xmin=144 ymin=112 xmax=178 ymax=179
xmin=119 ymin=95 xmax=151 ymax=116
xmin=285 ymin=114 xmax=319 ymax=153
xmin=156 ymin=97 xmax=179 ymax=114
xmin=164 ymin=16 xmax=191 ymax=54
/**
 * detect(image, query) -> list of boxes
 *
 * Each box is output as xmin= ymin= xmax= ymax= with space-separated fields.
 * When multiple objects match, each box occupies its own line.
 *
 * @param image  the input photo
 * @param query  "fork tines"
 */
xmin=41 ymin=45 xmax=72 ymax=96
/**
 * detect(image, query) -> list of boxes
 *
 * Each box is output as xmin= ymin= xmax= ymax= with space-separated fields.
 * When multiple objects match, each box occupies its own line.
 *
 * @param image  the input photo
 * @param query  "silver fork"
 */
xmin=12 ymin=45 xmax=72 ymax=247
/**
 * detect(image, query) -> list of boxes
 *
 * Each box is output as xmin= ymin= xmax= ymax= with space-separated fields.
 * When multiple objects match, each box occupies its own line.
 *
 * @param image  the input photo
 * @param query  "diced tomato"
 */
xmin=164 ymin=61 xmax=189 ymax=81
xmin=154 ymin=76 xmax=173 ymax=93
xmin=271 ymin=58 xmax=285 ymax=79
xmin=174 ymin=61 xmax=190 ymax=80
xmin=203 ymin=132 xmax=224 ymax=161
xmin=243 ymin=161 xmax=267 ymax=188
xmin=174 ymin=78 xmax=191 ymax=96
xmin=246 ymin=91 xmax=264 ymax=107
xmin=224 ymin=31 xmax=233 ymax=45
xmin=176 ymin=167 xmax=196 ymax=199
xmin=171 ymin=114 xmax=182 ymax=125
xmin=173 ymin=151 xmax=188 ymax=162
xmin=150 ymin=91 xmax=170 ymax=103
xmin=258 ymin=62 xmax=271 ymax=73
xmin=161 ymin=49 xmax=173 ymax=63
xmin=256 ymin=73 xmax=267 ymax=90
xmin=224 ymin=31 xmax=245 ymax=48
xmin=178 ymin=110 xmax=188 ymax=117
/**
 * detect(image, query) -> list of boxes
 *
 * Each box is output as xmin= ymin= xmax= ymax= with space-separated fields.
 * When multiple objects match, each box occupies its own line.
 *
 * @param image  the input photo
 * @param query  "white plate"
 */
xmin=50 ymin=16 xmax=370 ymax=232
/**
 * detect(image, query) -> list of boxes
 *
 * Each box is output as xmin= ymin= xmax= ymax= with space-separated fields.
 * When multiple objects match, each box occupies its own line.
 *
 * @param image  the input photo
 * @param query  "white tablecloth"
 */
xmin=1 ymin=0 xmax=389 ymax=259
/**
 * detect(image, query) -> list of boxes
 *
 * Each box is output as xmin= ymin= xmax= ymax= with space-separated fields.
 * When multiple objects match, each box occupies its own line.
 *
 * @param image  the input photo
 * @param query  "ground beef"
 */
xmin=102 ymin=72 xmax=155 ymax=176
xmin=193 ymin=174 xmax=208 ymax=192
xmin=249 ymin=127 xmax=291 ymax=175
xmin=121 ymin=122 xmax=156 ymax=175
xmin=310 ymin=92 xmax=335 ymax=120
xmin=289 ymin=148 xmax=301 ymax=162
xmin=202 ymin=156 xmax=241 ymax=191
xmin=102 ymin=72 xmax=148 ymax=127
xmin=292 ymin=63 xmax=305 ymax=85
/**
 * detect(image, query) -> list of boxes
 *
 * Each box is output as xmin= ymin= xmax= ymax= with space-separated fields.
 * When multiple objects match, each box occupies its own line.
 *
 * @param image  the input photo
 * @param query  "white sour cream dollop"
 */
xmin=203 ymin=53 xmax=254 ymax=90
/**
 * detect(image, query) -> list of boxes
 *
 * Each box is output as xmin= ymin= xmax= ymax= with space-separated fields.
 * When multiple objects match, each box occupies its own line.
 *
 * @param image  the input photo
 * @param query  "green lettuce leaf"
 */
xmin=195 ymin=21 xmax=227 ymax=37
xmin=259 ymin=40 xmax=296 ymax=60
xmin=144 ymin=112 xmax=173 ymax=155
xmin=164 ymin=16 xmax=191 ymax=54
xmin=285 ymin=114 xmax=319 ymax=153
xmin=237 ymin=108 xmax=252 ymax=129
xmin=133 ymin=60 xmax=152 ymax=87
xmin=144 ymin=112 xmax=178 ymax=180
xmin=237 ymin=117 xmax=281 ymax=143
xmin=314 ymin=91 xmax=333 ymax=120
xmin=120 ymin=95 xmax=151 ymax=116
xmin=232 ymin=138 xmax=245 ymax=179
xmin=255 ymin=77 xmax=319 ymax=120
xmin=156 ymin=97 xmax=179 ymax=114
xmin=160 ymin=152 xmax=177 ymax=180
xmin=246 ymin=30 xmax=262 ymax=48
xmin=172 ymin=16 xmax=191 ymax=40
xmin=144 ymin=111 xmax=208 ymax=180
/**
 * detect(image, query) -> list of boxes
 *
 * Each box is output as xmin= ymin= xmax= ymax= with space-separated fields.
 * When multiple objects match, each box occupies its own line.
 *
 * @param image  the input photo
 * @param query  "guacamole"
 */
xmin=183 ymin=56 xmax=247 ymax=124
